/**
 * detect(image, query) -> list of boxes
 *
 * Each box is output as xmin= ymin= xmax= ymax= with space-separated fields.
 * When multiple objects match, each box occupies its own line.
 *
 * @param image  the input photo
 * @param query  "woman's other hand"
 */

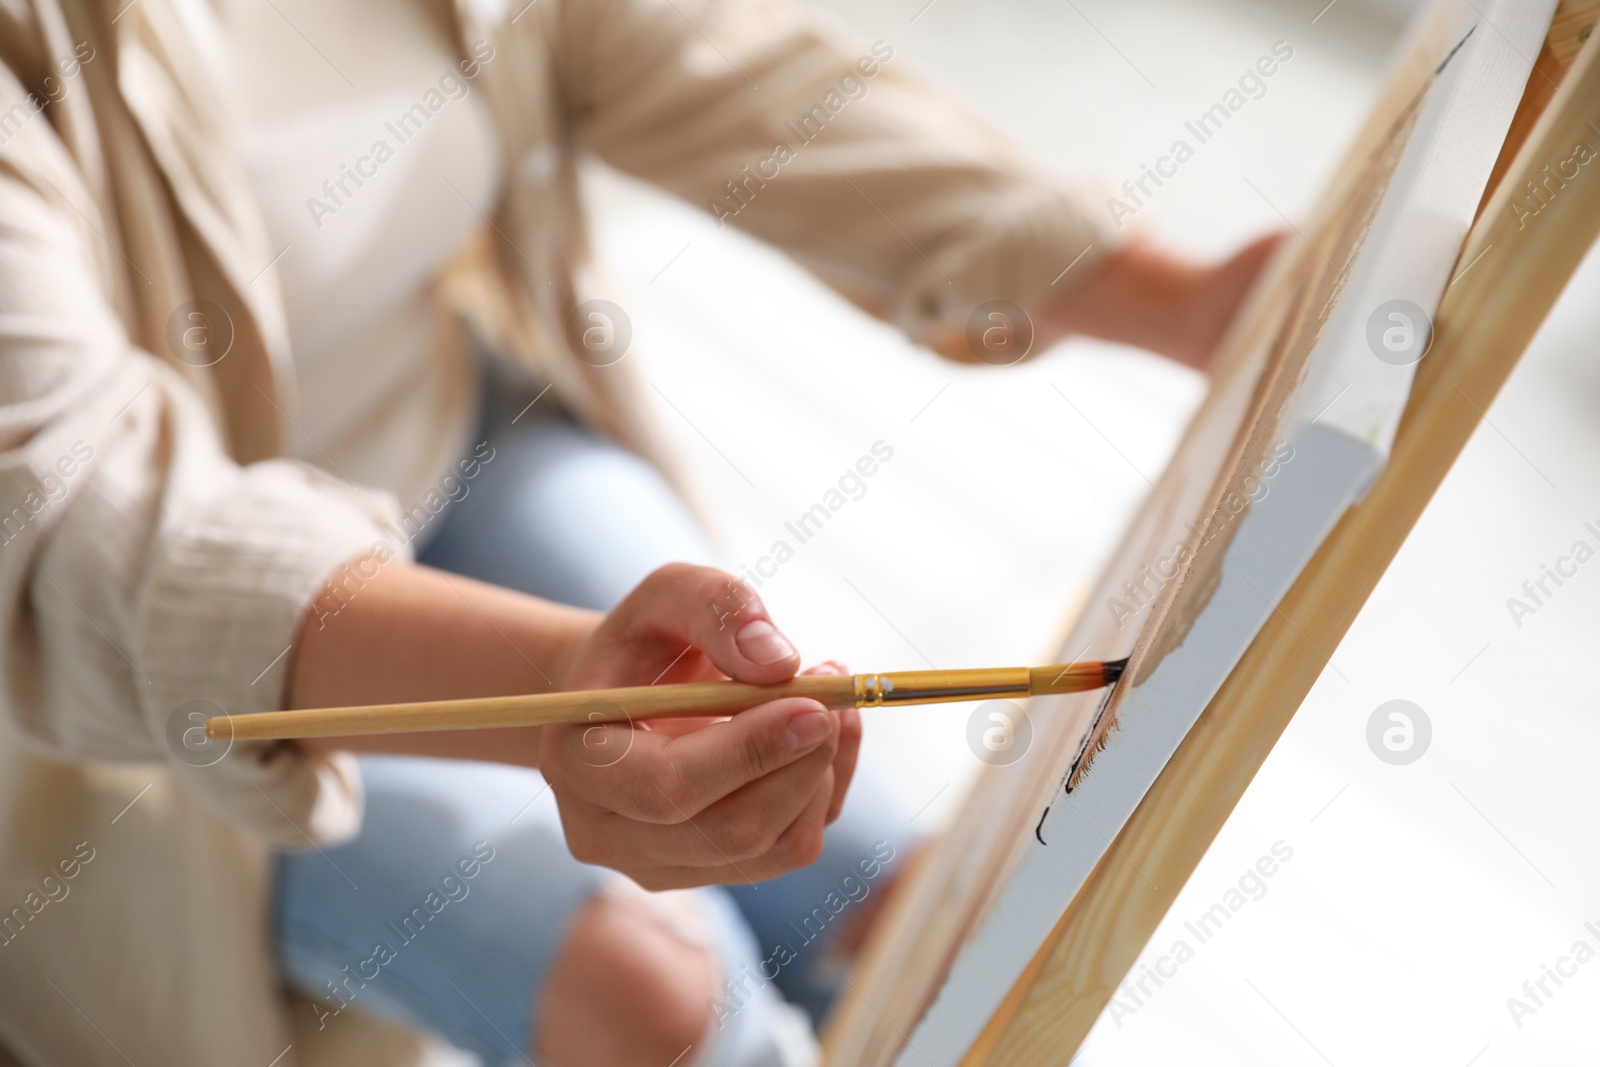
xmin=931 ymin=231 xmax=1283 ymax=372
xmin=1043 ymin=232 xmax=1284 ymax=372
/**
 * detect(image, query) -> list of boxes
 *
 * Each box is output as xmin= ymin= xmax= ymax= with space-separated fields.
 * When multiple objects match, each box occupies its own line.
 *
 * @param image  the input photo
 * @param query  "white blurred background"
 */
xmin=584 ymin=0 xmax=1600 ymax=1063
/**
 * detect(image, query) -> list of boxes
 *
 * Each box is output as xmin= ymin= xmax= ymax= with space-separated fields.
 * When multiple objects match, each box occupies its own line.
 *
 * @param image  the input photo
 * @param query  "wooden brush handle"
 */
xmin=215 ymin=673 xmax=861 ymax=741
xmin=210 ymin=661 xmax=1121 ymax=742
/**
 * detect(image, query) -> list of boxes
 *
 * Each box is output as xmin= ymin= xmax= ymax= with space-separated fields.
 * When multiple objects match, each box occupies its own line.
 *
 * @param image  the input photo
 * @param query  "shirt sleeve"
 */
xmin=547 ymin=0 xmax=1123 ymax=346
xmin=0 ymin=112 xmax=402 ymax=850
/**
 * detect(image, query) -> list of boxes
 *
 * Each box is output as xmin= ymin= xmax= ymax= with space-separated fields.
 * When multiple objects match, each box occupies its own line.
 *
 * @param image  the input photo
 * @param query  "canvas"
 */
xmin=821 ymin=2 xmax=1570 ymax=1063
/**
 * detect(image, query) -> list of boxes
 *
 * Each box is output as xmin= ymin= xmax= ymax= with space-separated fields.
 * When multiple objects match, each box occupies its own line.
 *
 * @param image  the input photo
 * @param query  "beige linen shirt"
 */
xmin=0 ymin=0 xmax=1111 ymax=1063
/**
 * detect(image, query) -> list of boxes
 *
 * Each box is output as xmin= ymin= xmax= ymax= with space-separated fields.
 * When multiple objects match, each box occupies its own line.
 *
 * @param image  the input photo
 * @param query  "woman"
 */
xmin=0 ymin=1 xmax=1273 ymax=1065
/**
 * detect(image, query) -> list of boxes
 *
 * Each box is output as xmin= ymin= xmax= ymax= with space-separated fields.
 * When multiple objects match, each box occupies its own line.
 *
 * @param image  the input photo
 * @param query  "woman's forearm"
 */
xmin=287 ymin=557 xmax=600 ymax=767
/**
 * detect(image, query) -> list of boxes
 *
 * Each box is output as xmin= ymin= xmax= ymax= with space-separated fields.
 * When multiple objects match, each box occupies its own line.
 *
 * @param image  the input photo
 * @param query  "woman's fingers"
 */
xmin=575 ymin=563 xmax=801 ymax=688
xmin=573 ymin=762 xmax=838 ymax=890
xmin=794 ymin=660 xmax=861 ymax=824
xmin=558 ymin=742 xmax=838 ymax=871
xmin=542 ymin=697 xmax=838 ymax=823
xmin=827 ymin=705 xmax=862 ymax=823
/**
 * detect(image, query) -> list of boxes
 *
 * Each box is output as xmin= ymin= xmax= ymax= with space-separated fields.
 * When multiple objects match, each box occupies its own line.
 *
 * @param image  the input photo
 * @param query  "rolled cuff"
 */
xmin=136 ymin=460 xmax=409 ymax=849
xmin=888 ymin=174 xmax=1129 ymax=348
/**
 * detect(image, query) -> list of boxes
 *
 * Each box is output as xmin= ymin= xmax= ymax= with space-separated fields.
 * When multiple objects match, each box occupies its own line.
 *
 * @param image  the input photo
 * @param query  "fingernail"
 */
xmin=786 ymin=710 xmax=832 ymax=751
xmin=736 ymin=619 xmax=796 ymax=665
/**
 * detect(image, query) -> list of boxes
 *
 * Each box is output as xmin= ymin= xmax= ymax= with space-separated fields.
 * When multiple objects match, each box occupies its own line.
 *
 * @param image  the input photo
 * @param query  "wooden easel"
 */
xmin=824 ymin=4 xmax=1600 ymax=1064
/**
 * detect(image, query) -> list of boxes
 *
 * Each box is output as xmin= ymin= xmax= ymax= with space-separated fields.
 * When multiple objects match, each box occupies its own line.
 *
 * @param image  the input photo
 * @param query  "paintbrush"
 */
xmin=208 ymin=659 xmax=1128 ymax=742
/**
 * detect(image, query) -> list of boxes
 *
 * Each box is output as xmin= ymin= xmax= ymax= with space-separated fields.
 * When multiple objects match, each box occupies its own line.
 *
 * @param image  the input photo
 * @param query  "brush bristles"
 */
xmin=1028 ymin=658 xmax=1129 ymax=696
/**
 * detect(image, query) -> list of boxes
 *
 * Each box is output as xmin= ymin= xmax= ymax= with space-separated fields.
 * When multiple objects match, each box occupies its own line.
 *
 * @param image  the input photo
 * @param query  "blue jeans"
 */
xmin=273 ymin=360 xmax=914 ymax=1065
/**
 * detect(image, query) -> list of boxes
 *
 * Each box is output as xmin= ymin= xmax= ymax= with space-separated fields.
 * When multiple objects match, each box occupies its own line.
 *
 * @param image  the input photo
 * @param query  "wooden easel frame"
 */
xmin=826 ymin=5 xmax=1600 ymax=1064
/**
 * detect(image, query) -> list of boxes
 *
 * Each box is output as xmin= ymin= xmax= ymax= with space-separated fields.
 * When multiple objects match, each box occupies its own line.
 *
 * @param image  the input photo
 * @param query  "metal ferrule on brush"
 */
xmin=854 ymin=668 xmax=1034 ymax=707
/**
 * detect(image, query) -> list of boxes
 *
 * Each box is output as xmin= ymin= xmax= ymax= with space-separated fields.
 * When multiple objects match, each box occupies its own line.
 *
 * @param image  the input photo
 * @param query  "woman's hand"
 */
xmin=1041 ymin=232 xmax=1284 ymax=372
xmin=928 ymin=231 xmax=1283 ymax=372
xmin=540 ymin=564 xmax=861 ymax=890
